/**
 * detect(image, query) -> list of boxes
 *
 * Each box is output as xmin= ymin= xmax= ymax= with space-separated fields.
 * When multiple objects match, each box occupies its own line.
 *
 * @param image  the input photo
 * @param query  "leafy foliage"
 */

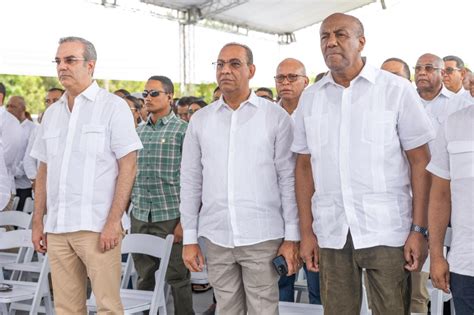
xmin=0 ymin=74 xmax=219 ymax=114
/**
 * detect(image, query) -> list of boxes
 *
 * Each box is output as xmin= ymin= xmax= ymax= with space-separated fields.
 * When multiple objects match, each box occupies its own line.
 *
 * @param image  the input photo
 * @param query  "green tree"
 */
xmin=0 ymin=74 xmax=220 ymax=114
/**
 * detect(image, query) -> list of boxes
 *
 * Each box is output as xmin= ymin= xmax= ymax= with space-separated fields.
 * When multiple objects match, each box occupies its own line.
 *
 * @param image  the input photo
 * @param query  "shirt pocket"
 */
xmin=313 ymin=195 xmax=337 ymax=237
xmin=363 ymin=193 xmax=402 ymax=233
xmin=362 ymin=110 xmax=396 ymax=145
xmin=42 ymin=129 xmax=60 ymax=158
xmin=447 ymin=141 xmax=474 ymax=179
xmin=304 ymin=113 xmax=329 ymax=152
xmin=80 ymin=124 xmax=106 ymax=154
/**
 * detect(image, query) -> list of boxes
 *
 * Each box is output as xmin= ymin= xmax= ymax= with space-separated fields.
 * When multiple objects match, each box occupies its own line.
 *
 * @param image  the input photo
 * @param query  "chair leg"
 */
xmin=1 ymin=303 xmax=9 ymax=315
xmin=158 ymin=305 xmax=167 ymax=315
xmin=44 ymin=294 xmax=54 ymax=315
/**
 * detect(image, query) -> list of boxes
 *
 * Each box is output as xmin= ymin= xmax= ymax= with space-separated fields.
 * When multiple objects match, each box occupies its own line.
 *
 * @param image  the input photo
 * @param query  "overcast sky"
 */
xmin=1 ymin=0 xmax=472 ymax=87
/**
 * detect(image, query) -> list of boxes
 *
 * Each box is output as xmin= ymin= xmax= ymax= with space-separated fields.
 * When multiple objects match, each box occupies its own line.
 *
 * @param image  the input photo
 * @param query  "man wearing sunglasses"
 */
xmin=180 ymin=42 xmax=299 ymax=315
xmin=131 ymin=75 xmax=193 ymax=314
xmin=415 ymin=53 xmax=457 ymax=136
xmin=442 ymin=55 xmax=467 ymax=95
xmin=30 ymin=36 xmax=142 ymax=314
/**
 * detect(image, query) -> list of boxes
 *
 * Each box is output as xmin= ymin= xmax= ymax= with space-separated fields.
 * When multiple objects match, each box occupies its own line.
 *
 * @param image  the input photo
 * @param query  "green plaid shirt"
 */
xmin=132 ymin=111 xmax=188 ymax=222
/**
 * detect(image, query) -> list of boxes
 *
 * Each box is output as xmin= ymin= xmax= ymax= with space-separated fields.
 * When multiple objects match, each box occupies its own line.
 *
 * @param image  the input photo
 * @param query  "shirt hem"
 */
xmin=199 ymin=234 xmax=284 ymax=249
xmin=426 ymin=163 xmax=450 ymax=180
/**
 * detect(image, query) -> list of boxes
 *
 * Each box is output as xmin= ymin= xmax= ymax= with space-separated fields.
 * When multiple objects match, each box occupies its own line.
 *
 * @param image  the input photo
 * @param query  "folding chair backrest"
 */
xmin=11 ymin=196 xmax=20 ymax=211
xmin=0 ymin=229 xmax=33 ymax=250
xmin=0 ymin=229 xmax=52 ymax=314
xmin=121 ymin=233 xmax=174 ymax=314
xmin=22 ymin=197 xmax=34 ymax=214
xmin=0 ymin=211 xmax=32 ymax=229
xmin=444 ymin=227 xmax=452 ymax=247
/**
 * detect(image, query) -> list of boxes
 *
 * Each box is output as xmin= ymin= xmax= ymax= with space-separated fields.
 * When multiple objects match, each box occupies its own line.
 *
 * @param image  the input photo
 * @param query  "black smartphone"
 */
xmin=272 ymin=255 xmax=288 ymax=276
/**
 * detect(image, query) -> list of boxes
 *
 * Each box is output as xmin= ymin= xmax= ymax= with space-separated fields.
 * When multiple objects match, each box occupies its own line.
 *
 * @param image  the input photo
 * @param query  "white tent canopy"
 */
xmin=140 ymin=0 xmax=375 ymax=36
xmin=0 ymin=0 xmax=374 ymax=85
xmin=0 ymin=0 xmax=472 ymax=87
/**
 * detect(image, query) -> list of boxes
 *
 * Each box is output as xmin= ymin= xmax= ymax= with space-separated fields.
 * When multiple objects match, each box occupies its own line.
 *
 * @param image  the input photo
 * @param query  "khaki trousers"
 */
xmin=47 ymin=231 xmax=123 ymax=315
xmin=319 ymin=233 xmax=411 ymax=315
xmin=204 ymin=238 xmax=281 ymax=315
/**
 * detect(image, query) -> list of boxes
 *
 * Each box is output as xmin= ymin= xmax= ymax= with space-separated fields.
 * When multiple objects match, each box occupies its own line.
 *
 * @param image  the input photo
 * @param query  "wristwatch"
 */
xmin=411 ymin=224 xmax=429 ymax=239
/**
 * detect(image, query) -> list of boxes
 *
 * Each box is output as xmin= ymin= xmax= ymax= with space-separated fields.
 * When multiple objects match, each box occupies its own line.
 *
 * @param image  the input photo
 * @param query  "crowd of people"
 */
xmin=0 ymin=11 xmax=473 ymax=315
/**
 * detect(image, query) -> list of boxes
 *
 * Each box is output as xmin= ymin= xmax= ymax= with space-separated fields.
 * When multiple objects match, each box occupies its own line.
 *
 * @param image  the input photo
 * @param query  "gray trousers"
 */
xmin=204 ymin=238 xmax=282 ymax=315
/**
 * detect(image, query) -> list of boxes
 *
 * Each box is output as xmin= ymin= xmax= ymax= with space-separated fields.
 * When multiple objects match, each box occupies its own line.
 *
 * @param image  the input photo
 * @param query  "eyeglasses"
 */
xmin=444 ymin=67 xmax=461 ymax=75
xmin=274 ymin=74 xmax=306 ymax=83
xmin=212 ymin=59 xmax=246 ymax=70
xmin=414 ymin=64 xmax=441 ymax=73
xmin=52 ymin=57 xmax=86 ymax=65
xmin=142 ymin=90 xmax=167 ymax=98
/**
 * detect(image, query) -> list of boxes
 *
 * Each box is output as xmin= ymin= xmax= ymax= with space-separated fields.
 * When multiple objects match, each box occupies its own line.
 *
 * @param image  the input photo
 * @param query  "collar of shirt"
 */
xmin=57 ymin=81 xmax=100 ymax=110
xmin=146 ymin=110 xmax=177 ymax=128
xmin=319 ymin=62 xmax=377 ymax=89
xmin=215 ymin=90 xmax=259 ymax=112
xmin=421 ymin=86 xmax=454 ymax=106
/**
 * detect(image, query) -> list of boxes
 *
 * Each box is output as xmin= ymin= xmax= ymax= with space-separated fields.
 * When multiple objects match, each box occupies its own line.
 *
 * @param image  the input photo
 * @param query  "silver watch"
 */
xmin=410 ymin=224 xmax=429 ymax=239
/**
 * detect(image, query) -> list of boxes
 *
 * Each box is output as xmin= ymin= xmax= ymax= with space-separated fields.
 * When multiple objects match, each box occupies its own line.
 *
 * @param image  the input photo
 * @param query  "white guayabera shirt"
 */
xmin=14 ymin=119 xmax=36 ymax=189
xmin=292 ymin=64 xmax=435 ymax=250
xmin=0 ymin=107 xmax=22 ymax=209
xmin=180 ymin=92 xmax=299 ymax=248
xmin=31 ymin=82 xmax=142 ymax=233
xmin=427 ymin=105 xmax=474 ymax=277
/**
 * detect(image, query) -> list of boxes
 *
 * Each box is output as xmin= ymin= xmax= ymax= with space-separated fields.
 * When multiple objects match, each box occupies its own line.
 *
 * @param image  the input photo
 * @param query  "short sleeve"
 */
xmin=397 ymin=86 xmax=435 ymax=150
xmin=291 ymin=91 xmax=311 ymax=154
xmin=30 ymin=120 xmax=48 ymax=163
xmin=426 ymin=121 xmax=450 ymax=180
xmin=109 ymin=99 xmax=143 ymax=159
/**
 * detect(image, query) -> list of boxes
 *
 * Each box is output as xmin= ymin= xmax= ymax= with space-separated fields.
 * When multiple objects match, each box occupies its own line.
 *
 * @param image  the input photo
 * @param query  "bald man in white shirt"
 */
xmin=30 ymin=36 xmax=142 ymax=314
xmin=293 ymin=14 xmax=434 ymax=314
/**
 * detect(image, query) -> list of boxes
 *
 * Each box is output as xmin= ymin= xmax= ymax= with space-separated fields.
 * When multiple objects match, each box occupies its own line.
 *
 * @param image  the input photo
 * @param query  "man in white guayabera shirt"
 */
xmin=293 ymin=13 xmax=435 ymax=315
xmin=0 ymin=104 xmax=22 ymax=211
xmin=180 ymin=42 xmax=300 ymax=315
xmin=30 ymin=36 xmax=142 ymax=315
xmin=427 ymin=86 xmax=474 ymax=315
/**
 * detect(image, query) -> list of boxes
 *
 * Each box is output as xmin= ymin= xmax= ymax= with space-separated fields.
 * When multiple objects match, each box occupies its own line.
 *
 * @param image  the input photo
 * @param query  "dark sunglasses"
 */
xmin=142 ymin=90 xmax=167 ymax=98
xmin=444 ymin=67 xmax=461 ymax=75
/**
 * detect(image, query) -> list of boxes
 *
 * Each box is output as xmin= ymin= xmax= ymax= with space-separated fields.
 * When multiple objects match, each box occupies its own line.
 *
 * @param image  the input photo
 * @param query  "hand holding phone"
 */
xmin=272 ymin=255 xmax=288 ymax=276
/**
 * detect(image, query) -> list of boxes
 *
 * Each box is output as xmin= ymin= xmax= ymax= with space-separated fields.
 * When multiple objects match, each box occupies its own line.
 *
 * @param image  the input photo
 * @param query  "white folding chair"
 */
xmin=279 ymin=301 xmax=324 ymax=315
xmin=87 ymin=233 xmax=174 ymax=315
xmin=424 ymin=227 xmax=455 ymax=315
xmin=294 ymin=268 xmax=308 ymax=302
xmin=10 ymin=197 xmax=20 ymax=212
xmin=22 ymin=197 xmax=34 ymax=214
xmin=0 ymin=212 xmax=32 ymax=267
xmin=0 ymin=230 xmax=53 ymax=315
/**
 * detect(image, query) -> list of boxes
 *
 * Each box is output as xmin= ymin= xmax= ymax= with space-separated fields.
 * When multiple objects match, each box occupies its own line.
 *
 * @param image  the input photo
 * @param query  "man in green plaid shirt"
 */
xmin=131 ymin=75 xmax=193 ymax=314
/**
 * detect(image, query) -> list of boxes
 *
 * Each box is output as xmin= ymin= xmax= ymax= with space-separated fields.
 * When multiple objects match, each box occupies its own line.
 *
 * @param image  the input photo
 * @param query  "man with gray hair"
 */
xmin=442 ymin=55 xmax=466 ymax=95
xmin=31 ymin=36 xmax=142 ymax=314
